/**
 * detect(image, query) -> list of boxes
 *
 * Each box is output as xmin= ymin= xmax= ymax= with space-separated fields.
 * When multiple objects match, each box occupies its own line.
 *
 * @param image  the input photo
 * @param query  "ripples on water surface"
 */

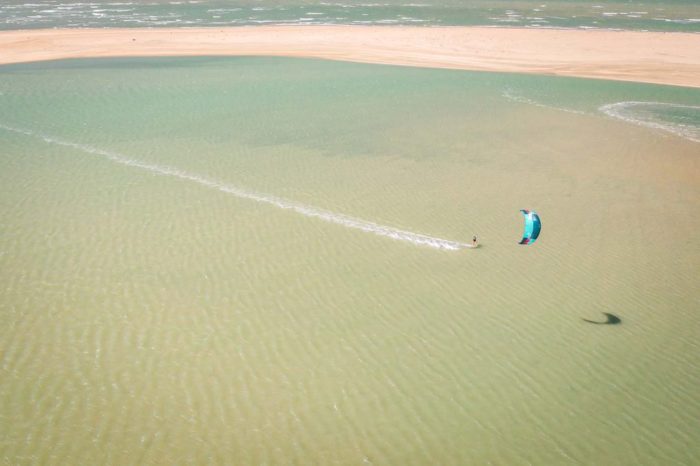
xmin=1 ymin=0 xmax=699 ymax=31
xmin=1 ymin=57 xmax=699 ymax=464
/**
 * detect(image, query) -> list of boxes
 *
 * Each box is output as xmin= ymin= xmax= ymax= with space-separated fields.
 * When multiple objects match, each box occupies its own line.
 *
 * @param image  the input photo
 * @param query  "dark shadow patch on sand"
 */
xmin=582 ymin=312 xmax=621 ymax=325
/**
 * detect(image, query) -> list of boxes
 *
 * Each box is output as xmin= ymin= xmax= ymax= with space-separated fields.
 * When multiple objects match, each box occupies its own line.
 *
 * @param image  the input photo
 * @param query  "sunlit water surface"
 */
xmin=1 ymin=0 xmax=699 ymax=31
xmin=1 ymin=57 xmax=699 ymax=465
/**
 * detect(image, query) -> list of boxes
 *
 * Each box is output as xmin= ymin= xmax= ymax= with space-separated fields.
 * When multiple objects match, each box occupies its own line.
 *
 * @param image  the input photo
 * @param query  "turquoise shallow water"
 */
xmin=1 ymin=57 xmax=699 ymax=464
xmin=1 ymin=0 xmax=699 ymax=31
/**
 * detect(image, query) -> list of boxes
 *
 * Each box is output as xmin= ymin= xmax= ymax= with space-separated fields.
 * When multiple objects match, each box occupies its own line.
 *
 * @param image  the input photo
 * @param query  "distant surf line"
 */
xmin=0 ymin=123 xmax=470 ymax=251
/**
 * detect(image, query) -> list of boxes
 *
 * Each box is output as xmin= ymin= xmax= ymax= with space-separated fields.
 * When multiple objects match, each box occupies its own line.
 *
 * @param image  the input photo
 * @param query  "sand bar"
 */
xmin=1 ymin=26 xmax=699 ymax=88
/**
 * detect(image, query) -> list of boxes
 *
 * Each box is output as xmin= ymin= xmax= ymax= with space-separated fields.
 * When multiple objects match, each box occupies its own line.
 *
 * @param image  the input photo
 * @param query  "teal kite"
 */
xmin=519 ymin=210 xmax=541 ymax=245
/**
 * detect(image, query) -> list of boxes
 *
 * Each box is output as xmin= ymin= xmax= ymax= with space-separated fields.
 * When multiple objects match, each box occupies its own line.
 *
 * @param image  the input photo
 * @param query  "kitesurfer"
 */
xmin=472 ymin=235 xmax=478 ymax=247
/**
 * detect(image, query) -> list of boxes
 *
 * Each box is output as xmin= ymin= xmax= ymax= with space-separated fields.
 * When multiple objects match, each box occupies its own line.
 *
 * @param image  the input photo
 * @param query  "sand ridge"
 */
xmin=0 ymin=26 xmax=699 ymax=87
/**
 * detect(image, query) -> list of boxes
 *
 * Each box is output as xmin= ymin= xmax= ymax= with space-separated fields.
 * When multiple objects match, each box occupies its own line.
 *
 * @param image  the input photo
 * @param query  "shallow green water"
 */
xmin=1 ymin=57 xmax=699 ymax=465
xmin=1 ymin=0 xmax=699 ymax=31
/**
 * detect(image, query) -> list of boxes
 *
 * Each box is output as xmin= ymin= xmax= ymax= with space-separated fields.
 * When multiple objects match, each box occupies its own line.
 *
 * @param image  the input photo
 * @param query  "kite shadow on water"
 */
xmin=582 ymin=313 xmax=621 ymax=325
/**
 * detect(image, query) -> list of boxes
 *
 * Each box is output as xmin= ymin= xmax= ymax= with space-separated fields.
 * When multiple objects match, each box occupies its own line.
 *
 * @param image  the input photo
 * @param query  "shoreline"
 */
xmin=1 ymin=26 xmax=699 ymax=88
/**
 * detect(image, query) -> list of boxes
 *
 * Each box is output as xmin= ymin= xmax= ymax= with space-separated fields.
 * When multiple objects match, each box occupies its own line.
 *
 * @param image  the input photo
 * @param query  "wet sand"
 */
xmin=0 ymin=26 xmax=699 ymax=87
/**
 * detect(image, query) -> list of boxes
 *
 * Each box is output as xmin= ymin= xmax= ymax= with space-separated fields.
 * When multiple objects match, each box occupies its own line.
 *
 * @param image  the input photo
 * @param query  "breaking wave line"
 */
xmin=0 ymin=123 xmax=470 ymax=251
xmin=599 ymin=101 xmax=700 ymax=143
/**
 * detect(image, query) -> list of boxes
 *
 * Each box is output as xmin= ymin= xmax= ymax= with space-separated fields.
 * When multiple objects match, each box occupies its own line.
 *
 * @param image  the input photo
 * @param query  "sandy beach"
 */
xmin=1 ymin=26 xmax=699 ymax=88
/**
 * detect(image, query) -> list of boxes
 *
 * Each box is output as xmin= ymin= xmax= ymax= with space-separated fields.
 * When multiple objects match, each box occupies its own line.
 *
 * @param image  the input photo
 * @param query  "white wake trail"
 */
xmin=501 ymin=88 xmax=588 ymax=115
xmin=1 ymin=123 xmax=471 ymax=251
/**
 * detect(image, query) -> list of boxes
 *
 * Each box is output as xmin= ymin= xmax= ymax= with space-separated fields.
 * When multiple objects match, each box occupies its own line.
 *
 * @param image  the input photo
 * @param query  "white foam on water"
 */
xmin=652 ymin=18 xmax=700 ymax=24
xmin=501 ymin=88 xmax=588 ymax=115
xmin=0 ymin=123 xmax=471 ymax=251
xmin=599 ymin=101 xmax=700 ymax=143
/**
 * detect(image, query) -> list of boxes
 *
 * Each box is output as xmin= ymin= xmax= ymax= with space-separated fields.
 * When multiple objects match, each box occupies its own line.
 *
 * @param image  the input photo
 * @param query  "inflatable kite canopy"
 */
xmin=519 ymin=209 xmax=541 ymax=245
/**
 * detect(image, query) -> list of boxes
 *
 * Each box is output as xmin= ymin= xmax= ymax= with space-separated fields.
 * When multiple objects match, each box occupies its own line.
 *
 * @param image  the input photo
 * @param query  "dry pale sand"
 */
xmin=1 ymin=26 xmax=699 ymax=87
